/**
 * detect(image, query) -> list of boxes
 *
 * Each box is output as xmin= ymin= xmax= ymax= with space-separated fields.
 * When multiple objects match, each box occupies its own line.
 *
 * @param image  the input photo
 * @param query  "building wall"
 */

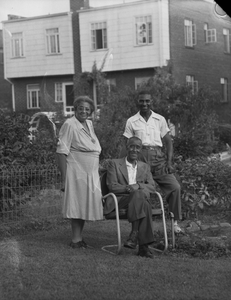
xmin=3 ymin=13 xmax=74 ymax=79
xmin=169 ymin=0 xmax=231 ymax=121
xmin=0 ymin=30 xmax=12 ymax=111
xmin=11 ymin=75 xmax=73 ymax=115
xmin=78 ymin=0 xmax=170 ymax=73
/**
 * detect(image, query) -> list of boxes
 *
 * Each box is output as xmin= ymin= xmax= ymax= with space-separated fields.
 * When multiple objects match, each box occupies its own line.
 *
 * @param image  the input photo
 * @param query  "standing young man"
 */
xmin=123 ymin=90 xmax=182 ymax=233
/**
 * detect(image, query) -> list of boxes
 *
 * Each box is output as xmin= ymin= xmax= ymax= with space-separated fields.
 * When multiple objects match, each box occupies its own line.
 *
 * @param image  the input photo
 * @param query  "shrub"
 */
xmin=0 ymin=110 xmax=57 ymax=167
xmin=175 ymin=156 xmax=231 ymax=218
xmin=0 ymin=110 xmax=32 ymax=165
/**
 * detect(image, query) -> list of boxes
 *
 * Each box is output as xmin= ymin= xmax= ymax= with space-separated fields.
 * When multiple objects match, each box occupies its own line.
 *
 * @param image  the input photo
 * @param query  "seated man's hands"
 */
xmin=126 ymin=184 xmax=139 ymax=193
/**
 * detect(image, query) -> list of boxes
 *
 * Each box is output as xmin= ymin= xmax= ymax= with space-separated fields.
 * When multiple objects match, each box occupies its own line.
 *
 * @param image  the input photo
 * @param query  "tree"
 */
xmin=94 ymin=67 xmax=220 ymax=160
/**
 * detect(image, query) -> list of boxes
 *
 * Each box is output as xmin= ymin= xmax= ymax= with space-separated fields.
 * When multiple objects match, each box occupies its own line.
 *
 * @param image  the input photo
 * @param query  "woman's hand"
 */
xmin=61 ymin=180 xmax=65 ymax=192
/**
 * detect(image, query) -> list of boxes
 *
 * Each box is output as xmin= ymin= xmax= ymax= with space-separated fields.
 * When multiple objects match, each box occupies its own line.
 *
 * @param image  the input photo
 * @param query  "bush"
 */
xmin=175 ymin=156 xmax=231 ymax=219
xmin=0 ymin=110 xmax=32 ymax=165
xmin=0 ymin=110 xmax=57 ymax=166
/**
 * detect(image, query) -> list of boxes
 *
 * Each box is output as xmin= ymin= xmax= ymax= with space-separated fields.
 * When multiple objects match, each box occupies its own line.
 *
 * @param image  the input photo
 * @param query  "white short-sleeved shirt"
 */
xmin=123 ymin=111 xmax=170 ymax=147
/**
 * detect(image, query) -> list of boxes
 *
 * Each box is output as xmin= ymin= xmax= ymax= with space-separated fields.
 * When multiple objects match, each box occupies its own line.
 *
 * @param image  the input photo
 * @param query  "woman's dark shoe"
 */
xmin=124 ymin=231 xmax=138 ymax=249
xmin=70 ymin=240 xmax=87 ymax=249
xmin=138 ymin=244 xmax=153 ymax=258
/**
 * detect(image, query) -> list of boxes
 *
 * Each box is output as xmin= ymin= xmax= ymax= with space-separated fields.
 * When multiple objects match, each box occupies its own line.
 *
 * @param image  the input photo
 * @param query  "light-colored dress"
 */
xmin=56 ymin=116 xmax=103 ymax=220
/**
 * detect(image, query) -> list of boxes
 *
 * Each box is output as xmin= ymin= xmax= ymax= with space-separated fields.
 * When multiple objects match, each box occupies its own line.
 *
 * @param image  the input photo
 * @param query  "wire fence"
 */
xmin=0 ymin=165 xmax=63 ymax=225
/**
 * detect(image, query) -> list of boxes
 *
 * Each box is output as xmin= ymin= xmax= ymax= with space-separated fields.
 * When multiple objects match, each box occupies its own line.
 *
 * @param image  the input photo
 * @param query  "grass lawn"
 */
xmin=1 ymin=219 xmax=231 ymax=300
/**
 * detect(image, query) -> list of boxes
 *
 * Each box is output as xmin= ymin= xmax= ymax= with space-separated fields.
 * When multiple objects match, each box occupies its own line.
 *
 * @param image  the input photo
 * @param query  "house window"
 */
xmin=27 ymin=84 xmax=41 ymax=109
xmin=106 ymin=78 xmax=116 ymax=93
xmin=184 ymin=19 xmax=196 ymax=47
xmin=46 ymin=28 xmax=60 ymax=54
xmin=204 ymin=23 xmax=217 ymax=43
xmin=223 ymin=28 xmax=231 ymax=53
xmin=186 ymin=75 xmax=198 ymax=94
xmin=91 ymin=22 xmax=107 ymax=50
xmin=55 ymin=83 xmax=63 ymax=102
xmin=135 ymin=77 xmax=151 ymax=90
xmin=135 ymin=16 xmax=152 ymax=45
xmin=11 ymin=32 xmax=24 ymax=57
xmin=221 ymin=78 xmax=228 ymax=102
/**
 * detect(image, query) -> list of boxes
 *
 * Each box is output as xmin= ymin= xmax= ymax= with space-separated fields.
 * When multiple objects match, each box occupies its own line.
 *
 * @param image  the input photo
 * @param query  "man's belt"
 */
xmin=142 ymin=145 xmax=160 ymax=150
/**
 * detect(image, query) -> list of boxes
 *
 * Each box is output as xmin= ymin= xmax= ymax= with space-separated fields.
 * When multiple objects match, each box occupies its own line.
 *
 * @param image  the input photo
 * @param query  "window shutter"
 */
xmin=205 ymin=30 xmax=208 ymax=43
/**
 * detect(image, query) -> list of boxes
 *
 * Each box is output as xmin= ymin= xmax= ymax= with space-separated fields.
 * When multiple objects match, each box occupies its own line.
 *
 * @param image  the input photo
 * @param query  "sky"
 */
xmin=0 ymin=0 xmax=133 ymax=29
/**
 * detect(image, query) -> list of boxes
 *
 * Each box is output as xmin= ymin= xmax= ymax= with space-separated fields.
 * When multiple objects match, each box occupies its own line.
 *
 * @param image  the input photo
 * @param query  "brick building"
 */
xmin=169 ymin=0 xmax=231 ymax=122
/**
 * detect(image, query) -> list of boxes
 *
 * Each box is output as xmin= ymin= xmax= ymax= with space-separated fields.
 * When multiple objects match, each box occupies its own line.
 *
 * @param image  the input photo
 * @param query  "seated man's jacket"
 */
xmin=104 ymin=158 xmax=155 ymax=215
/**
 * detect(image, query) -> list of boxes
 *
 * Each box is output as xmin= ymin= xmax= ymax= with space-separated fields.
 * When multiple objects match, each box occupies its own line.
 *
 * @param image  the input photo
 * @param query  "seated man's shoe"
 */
xmin=70 ymin=240 xmax=87 ymax=249
xmin=124 ymin=231 xmax=138 ymax=249
xmin=174 ymin=224 xmax=183 ymax=234
xmin=138 ymin=244 xmax=153 ymax=258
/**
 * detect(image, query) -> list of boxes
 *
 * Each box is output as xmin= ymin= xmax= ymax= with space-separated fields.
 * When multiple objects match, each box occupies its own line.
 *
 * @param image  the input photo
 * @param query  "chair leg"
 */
xmin=101 ymin=193 xmax=122 ymax=255
xmin=154 ymin=192 xmax=168 ymax=252
xmin=169 ymin=212 xmax=175 ymax=248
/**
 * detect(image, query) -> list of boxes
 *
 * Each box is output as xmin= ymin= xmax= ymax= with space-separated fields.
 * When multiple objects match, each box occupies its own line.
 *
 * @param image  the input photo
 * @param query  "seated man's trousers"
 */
xmin=139 ymin=148 xmax=182 ymax=221
xmin=118 ymin=190 xmax=154 ymax=246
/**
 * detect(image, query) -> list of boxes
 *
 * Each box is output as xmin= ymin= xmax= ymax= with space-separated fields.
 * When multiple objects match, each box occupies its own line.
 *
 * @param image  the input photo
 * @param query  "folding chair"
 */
xmin=100 ymin=171 xmax=175 ymax=255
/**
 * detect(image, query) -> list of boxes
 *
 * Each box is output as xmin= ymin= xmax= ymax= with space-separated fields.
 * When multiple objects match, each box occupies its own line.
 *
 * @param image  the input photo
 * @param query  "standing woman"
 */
xmin=56 ymin=96 xmax=103 ymax=248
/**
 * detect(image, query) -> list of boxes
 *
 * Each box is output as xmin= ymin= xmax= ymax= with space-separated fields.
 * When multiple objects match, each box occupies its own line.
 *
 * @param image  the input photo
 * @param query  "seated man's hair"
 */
xmin=138 ymin=90 xmax=151 ymax=96
xmin=127 ymin=136 xmax=142 ymax=145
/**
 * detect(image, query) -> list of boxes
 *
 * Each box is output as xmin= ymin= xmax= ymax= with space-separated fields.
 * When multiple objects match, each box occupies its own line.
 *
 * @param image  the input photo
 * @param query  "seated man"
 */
xmin=104 ymin=136 xmax=156 ymax=258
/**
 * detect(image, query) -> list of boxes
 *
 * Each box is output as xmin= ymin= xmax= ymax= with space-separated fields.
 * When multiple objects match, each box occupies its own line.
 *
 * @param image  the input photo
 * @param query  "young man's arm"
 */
xmin=162 ymin=132 xmax=175 ymax=174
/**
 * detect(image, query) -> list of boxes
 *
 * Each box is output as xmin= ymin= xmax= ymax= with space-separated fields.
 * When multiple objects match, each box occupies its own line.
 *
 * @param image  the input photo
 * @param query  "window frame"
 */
xmin=204 ymin=24 xmax=217 ymax=43
xmin=55 ymin=82 xmax=63 ymax=102
xmin=186 ymin=75 xmax=198 ymax=94
xmin=27 ymin=84 xmax=41 ymax=109
xmin=135 ymin=77 xmax=151 ymax=90
xmin=91 ymin=22 xmax=107 ymax=51
xmin=106 ymin=78 xmax=116 ymax=93
xmin=135 ymin=15 xmax=153 ymax=46
xmin=184 ymin=19 xmax=196 ymax=47
xmin=46 ymin=28 xmax=61 ymax=55
xmin=11 ymin=32 xmax=24 ymax=58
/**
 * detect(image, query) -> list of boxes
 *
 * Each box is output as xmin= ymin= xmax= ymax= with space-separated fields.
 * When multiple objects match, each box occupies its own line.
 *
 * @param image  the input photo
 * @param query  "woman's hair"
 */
xmin=73 ymin=96 xmax=95 ymax=113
